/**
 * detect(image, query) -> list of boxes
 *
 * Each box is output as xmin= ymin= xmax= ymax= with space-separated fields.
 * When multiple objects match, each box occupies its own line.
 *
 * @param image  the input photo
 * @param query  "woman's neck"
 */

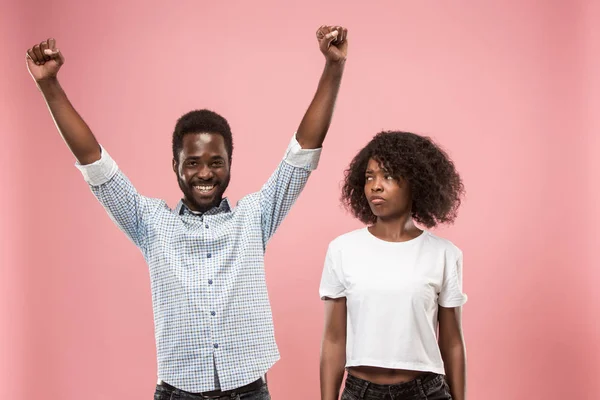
xmin=369 ymin=214 xmax=422 ymax=242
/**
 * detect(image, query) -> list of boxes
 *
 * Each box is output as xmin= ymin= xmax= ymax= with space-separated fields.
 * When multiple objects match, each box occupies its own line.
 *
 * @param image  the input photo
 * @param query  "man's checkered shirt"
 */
xmin=76 ymin=134 xmax=321 ymax=392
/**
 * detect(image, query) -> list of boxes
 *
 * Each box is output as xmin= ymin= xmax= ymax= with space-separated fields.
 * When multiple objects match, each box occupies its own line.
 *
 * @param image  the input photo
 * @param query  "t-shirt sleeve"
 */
xmin=319 ymin=243 xmax=346 ymax=300
xmin=438 ymin=249 xmax=468 ymax=308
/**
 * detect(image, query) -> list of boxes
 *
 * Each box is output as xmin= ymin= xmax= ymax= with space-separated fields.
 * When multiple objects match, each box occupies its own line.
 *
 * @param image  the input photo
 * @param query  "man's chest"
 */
xmin=143 ymin=208 xmax=265 ymax=281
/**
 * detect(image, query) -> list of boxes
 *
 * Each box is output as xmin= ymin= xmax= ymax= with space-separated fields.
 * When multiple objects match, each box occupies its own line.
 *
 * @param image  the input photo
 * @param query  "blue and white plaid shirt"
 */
xmin=76 ymin=133 xmax=321 ymax=392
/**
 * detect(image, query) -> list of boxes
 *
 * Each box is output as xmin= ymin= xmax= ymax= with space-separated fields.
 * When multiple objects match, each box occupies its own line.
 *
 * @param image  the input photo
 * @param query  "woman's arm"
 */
xmin=439 ymin=306 xmax=466 ymax=400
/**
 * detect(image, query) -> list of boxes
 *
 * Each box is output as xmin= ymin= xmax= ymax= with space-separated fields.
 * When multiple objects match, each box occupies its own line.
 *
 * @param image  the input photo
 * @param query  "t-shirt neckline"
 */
xmin=363 ymin=226 xmax=428 ymax=245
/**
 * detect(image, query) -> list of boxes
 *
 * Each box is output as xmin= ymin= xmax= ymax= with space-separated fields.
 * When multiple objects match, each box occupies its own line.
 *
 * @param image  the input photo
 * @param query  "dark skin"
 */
xmin=320 ymin=158 xmax=467 ymax=400
xmin=171 ymin=25 xmax=348 ymax=212
xmin=29 ymin=26 xmax=348 ymax=398
xmin=364 ymin=158 xmax=421 ymax=240
xmin=27 ymin=25 xmax=348 ymax=212
xmin=173 ymin=133 xmax=231 ymax=213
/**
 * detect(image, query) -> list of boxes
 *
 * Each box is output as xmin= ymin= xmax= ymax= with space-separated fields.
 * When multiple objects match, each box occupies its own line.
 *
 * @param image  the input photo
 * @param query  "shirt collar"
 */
xmin=176 ymin=198 xmax=232 ymax=217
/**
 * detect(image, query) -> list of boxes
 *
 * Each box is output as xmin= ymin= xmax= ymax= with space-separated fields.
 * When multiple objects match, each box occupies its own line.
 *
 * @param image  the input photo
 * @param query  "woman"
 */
xmin=319 ymin=131 xmax=467 ymax=400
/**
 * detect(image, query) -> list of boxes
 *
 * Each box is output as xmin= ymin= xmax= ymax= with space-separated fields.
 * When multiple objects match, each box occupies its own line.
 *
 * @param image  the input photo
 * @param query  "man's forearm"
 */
xmin=296 ymin=61 xmax=345 ymax=149
xmin=38 ymin=78 xmax=101 ymax=165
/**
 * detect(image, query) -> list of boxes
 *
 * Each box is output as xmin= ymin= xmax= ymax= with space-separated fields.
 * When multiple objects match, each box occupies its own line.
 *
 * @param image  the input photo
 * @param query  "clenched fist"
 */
xmin=316 ymin=25 xmax=348 ymax=63
xmin=26 ymin=38 xmax=65 ymax=82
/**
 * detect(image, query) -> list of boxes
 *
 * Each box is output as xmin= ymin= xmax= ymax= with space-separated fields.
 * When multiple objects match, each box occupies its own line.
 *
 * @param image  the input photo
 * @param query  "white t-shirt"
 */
xmin=319 ymin=228 xmax=467 ymax=375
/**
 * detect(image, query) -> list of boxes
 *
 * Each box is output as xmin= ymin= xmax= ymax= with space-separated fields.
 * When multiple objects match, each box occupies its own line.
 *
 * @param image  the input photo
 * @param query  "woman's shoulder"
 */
xmin=423 ymin=231 xmax=462 ymax=257
xmin=328 ymin=227 xmax=369 ymax=250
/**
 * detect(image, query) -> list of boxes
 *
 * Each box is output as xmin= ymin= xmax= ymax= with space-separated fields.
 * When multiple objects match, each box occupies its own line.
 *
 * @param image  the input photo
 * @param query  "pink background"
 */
xmin=1 ymin=1 xmax=599 ymax=399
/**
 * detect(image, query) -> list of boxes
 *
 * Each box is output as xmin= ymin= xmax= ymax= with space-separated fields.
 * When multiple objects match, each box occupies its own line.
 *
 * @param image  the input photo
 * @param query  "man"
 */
xmin=26 ymin=25 xmax=348 ymax=399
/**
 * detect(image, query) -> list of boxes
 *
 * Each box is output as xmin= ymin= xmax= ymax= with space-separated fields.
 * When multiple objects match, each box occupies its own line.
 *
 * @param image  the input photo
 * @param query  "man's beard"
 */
xmin=177 ymin=174 xmax=230 ymax=213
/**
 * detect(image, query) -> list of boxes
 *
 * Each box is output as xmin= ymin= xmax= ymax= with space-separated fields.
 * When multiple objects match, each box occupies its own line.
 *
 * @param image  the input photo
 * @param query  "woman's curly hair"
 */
xmin=341 ymin=131 xmax=465 ymax=228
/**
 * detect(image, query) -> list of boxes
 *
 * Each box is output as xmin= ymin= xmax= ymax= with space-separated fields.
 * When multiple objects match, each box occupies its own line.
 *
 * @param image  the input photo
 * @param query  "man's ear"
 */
xmin=172 ymin=158 xmax=178 ymax=174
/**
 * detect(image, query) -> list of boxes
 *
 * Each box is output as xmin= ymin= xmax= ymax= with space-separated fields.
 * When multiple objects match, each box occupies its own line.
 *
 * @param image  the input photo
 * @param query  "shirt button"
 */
xmin=214 ymin=343 xmax=219 ymax=349
xmin=208 ymin=279 xmax=213 ymax=285
xmin=205 ymin=225 xmax=209 ymax=229
xmin=211 ymin=311 xmax=216 ymax=316
xmin=207 ymin=253 xmax=212 ymax=258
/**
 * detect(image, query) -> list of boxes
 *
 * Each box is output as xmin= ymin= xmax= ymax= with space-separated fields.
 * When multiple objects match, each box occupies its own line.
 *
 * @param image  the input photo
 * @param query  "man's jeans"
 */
xmin=154 ymin=382 xmax=270 ymax=400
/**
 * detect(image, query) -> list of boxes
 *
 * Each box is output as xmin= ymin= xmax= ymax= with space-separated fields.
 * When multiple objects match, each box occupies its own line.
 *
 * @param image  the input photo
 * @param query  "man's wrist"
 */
xmin=36 ymin=76 xmax=61 ymax=95
xmin=36 ymin=76 xmax=59 ymax=89
xmin=323 ymin=60 xmax=346 ymax=78
xmin=325 ymin=59 xmax=346 ymax=69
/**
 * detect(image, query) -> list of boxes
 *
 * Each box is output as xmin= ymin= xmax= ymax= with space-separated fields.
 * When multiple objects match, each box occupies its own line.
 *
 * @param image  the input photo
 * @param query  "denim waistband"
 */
xmin=344 ymin=372 xmax=444 ymax=399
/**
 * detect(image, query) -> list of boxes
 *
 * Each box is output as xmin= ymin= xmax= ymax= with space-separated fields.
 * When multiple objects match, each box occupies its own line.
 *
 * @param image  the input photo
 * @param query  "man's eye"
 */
xmin=366 ymin=176 xmax=373 ymax=181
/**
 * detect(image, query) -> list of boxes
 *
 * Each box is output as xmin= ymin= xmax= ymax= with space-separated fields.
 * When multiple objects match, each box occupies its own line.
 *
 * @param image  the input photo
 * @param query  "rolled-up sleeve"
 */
xmin=282 ymin=133 xmax=322 ymax=171
xmin=75 ymin=146 xmax=119 ymax=186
